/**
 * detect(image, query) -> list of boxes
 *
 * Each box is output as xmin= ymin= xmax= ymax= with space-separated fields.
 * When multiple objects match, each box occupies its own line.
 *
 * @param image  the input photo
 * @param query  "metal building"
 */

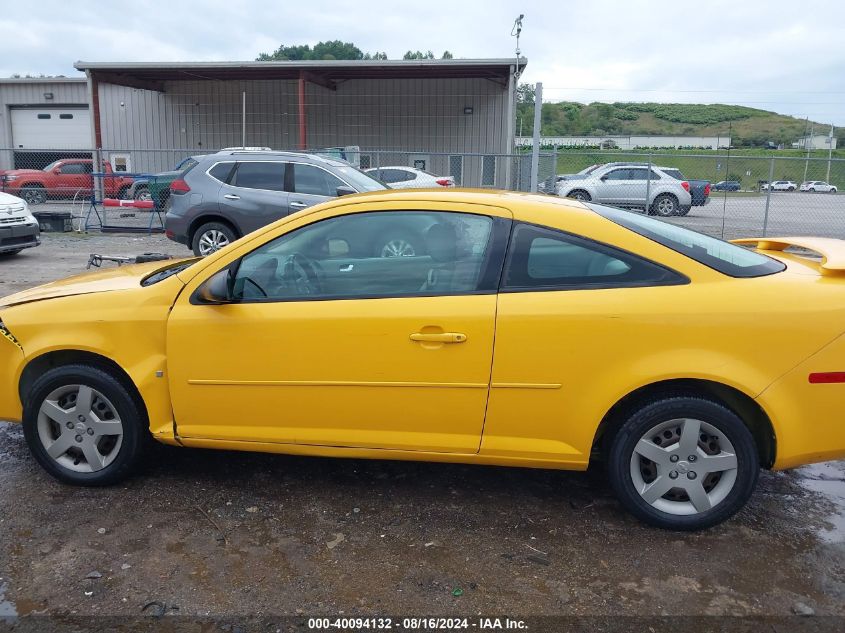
xmin=69 ymin=59 xmax=524 ymax=187
xmin=0 ymin=78 xmax=90 ymax=169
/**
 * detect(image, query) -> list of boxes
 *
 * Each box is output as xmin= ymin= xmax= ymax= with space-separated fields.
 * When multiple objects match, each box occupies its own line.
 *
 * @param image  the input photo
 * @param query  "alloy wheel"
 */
xmin=198 ymin=230 xmax=230 ymax=256
xmin=629 ymin=418 xmax=738 ymax=515
xmin=380 ymin=239 xmax=416 ymax=258
xmin=36 ymin=385 xmax=124 ymax=473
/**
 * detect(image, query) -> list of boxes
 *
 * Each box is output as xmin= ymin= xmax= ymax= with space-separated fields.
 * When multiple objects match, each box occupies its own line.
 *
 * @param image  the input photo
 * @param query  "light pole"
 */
xmin=827 ymin=125 xmax=834 ymax=183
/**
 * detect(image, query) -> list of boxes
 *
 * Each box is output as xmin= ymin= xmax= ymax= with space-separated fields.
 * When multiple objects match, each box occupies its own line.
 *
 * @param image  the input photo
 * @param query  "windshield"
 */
xmin=589 ymin=204 xmax=785 ymax=278
xmin=333 ymin=165 xmax=387 ymax=192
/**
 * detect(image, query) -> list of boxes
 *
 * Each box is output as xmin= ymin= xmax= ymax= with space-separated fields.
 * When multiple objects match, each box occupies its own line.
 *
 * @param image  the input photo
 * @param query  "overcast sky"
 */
xmin=1 ymin=0 xmax=843 ymax=126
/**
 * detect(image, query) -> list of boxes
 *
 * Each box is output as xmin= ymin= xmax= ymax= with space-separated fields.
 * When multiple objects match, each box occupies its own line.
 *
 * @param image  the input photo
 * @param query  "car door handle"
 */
xmin=339 ymin=264 xmax=354 ymax=272
xmin=290 ymin=201 xmax=307 ymax=208
xmin=410 ymin=332 xmax=467 ymax=344
xmin=223 ymin=194 xmax=240 ymax=200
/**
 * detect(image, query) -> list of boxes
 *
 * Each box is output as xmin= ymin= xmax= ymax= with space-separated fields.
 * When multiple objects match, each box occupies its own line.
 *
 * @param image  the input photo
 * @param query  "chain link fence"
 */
xmin=1 ymin=146 xmax=843 ymax=240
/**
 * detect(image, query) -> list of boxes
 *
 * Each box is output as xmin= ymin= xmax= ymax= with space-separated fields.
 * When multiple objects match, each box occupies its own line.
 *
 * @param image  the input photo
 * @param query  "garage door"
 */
xmin=11 ymin=107 xmax=91 ymax=150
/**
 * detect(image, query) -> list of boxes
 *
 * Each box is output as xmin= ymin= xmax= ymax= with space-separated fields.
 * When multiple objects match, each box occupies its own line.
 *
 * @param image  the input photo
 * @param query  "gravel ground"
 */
xmin=0 ymin=232 xmax=844 ymax=627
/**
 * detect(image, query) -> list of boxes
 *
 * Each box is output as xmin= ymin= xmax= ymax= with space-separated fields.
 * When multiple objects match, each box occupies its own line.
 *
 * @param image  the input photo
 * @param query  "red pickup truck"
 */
xmin=0 ymin=159 xmax=133 ymax=204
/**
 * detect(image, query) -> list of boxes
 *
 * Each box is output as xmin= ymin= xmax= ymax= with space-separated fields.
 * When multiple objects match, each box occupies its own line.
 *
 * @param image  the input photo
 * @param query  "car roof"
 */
xmin=203 ymin=150 xmax=348 ymax=167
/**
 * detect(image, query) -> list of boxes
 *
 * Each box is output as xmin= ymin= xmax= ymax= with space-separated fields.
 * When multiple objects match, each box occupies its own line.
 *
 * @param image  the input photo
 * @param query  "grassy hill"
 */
xmin=518 ymin=101 xmax=841 ymax=149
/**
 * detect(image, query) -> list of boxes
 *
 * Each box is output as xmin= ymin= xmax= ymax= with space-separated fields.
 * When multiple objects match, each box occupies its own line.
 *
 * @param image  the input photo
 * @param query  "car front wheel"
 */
xmin=22 ymin=364 xmax=150 ymax=486
xmin=607 ymin=396 xmax=759 ymax=530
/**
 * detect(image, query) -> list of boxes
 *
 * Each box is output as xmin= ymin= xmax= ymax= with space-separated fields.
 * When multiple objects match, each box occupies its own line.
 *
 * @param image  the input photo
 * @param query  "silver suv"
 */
xmin=555 ymin=164 xmax=692 ymax=216
xmin=165 ymin=150 xmax=386 ymax=256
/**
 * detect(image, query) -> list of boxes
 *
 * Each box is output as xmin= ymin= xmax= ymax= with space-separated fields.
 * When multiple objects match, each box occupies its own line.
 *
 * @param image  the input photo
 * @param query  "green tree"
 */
xmin=441 ymin=51 xmax=454 ymax=59
xmin=256 ymin=40 xmax=364 ymax=61
xmin=403 ymin=50 xmax=435 ymax=60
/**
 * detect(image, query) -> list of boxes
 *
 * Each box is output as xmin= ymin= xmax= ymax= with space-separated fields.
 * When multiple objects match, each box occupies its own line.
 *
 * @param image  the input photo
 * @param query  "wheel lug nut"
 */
xmin=669 ymin=471 xmax=679 ymax=479
xmin=688 ymin=455 xmax=697 ymax=462
xmin=75 ymin=435 xmax=83 ymax=443
xmin=77 ymin=415 xmax=85 ymax=422
xmin=670 ymin=455 xmax=679 ymax=463
xmin=687 ymin=472 xmax=697 ymax=480
xmin=87 ymin=428 xmax=94 ymax=436
xmin=66 ymin=422 xmax=74 ymax=429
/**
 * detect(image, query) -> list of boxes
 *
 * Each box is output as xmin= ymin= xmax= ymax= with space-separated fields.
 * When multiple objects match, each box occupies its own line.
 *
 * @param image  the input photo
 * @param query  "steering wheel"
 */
xmin=282 ymin=253 xmax=322 ymax=295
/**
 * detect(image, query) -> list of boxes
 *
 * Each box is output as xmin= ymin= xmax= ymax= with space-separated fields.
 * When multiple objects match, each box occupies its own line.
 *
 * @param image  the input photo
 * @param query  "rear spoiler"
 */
xmin=731 ymin=237 xmax=845 ymax=276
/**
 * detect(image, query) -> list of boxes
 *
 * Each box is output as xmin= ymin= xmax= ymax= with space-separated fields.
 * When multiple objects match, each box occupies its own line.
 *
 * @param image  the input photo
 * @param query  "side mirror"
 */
xmin=599 ymin=175 xmax=609 ymax=181
xmin=336 ymin=186 xmax=356 ymax=197
xmin=196 ymin=268 xmax=232 ymax=304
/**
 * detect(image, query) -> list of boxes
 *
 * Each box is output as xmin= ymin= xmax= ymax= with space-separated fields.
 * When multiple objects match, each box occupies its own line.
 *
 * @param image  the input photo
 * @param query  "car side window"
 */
xmin=292 ymin=164 xmax=346 ymax=197
xmin=603 ymin=169 xmax=630 ymax=181
xmin=59 ymin=163 xmax=86 ymax=175
xmin=231 ymin=211 xmax=499 ymax=301
xmin=231 ymin=162 xmax=286 ymax=191
xmin=208 ymin=162 xmax=235 ymax=184
xmin=502 ymin=223 xmax=685 ymax=291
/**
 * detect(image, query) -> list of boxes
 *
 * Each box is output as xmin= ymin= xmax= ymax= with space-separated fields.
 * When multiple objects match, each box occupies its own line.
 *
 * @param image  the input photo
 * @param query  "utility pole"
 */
xmin=827 ymin=125 xmax=835 ymax=183
xmin=529 ymin=82 xmax=543 ymax=192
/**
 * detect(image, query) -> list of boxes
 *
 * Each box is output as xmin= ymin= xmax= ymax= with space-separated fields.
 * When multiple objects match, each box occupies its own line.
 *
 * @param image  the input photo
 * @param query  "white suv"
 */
xmin=555 ymin=164 xmax=692 ymax=216
xmin=762 ymin=180 xmax=797 ymax=191
xmin=0 ymin=192 xmax=40 ymax=256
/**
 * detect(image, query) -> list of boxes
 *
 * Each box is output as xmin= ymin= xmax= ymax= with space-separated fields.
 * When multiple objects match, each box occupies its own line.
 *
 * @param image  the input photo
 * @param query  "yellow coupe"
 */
xmin=2 ymin=190 xmax=844 ymax=530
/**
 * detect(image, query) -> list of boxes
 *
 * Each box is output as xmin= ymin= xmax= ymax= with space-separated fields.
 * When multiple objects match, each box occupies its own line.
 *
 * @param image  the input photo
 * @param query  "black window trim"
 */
xmin=191 ymin=210 xmax=512 ymax=305
xmin=499 ymin=221 xmax=689 ymax=294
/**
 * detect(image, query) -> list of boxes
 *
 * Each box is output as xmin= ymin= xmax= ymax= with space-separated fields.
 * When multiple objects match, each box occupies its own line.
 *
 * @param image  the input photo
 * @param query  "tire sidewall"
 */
xmin=22 ymin=365 xmax=145 ymax=486
xmin=192 ymin=222 xmax=236 ymax=257
xmin=608 ymin=398 xmax=759 ymax=530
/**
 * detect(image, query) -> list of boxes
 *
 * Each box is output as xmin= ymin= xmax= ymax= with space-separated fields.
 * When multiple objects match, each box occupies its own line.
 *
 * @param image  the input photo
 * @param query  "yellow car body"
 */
xmin=1 ymin=190 xmax=845 ymax=528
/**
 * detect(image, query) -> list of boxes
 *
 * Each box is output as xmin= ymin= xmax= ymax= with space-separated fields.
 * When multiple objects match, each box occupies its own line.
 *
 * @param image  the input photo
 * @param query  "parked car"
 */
xmin=165 ymin=150 xmax=387 ymax=256
xmin=127 ymin=157 xmax=198 ymax=208
xmin=556 ymin=164 xmax=692 ymax=216
xmin=761 ymin=180 xmax=797 ymax=192
xmin=0 ymin=159 xmax=133 ymax=205
xmin=0 ymin=192 xmax=40 ymax=255
xmin=365 ymin=166 xmax=455 ymax=189
xmin=656 ymin=167 xmax=710 ymax=207
xmin=799 ymin=181 xmax=838 ymax=193
xmin=712 ymin=181 xmax=742 ymax=192
xmin=4 ymin=190 xmax=845 ymax=531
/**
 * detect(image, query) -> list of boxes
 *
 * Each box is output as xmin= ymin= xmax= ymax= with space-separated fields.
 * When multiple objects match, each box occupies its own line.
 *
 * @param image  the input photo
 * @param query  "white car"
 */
xmin=365 ymin=166 xmax=455 ymax=189
xmin=800 ymin=181 xmax=838 ymax=193
xmin=555 ymin=164 xmax=692 ymax=216
xmin=0 ymin=191 xmax=41 ymax=255
xmin=762 ymin=180 xmax=797 ymax=191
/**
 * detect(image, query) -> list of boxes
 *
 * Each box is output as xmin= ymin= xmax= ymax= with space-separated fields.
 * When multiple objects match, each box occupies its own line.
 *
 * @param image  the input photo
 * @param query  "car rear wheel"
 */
xmin=652 ymin=194 xmax=679 ymax=217
xmin=375 ymin=233 xmax=421 ymax=258
xmin=20 ymin=185 xmax=47 ymax=205
xmin=22 ymin=364 xmax=150 ymax=486
xmin=607 ymin=396 xmax=759 ymax=530
xmin=566 ymin=190 xmax=591 ymax=202
xmin=192 ymin=222 xmax=237 ymax=257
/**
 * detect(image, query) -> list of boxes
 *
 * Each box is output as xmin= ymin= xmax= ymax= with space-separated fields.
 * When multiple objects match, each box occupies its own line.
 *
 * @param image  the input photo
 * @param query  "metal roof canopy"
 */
xmin=74 ymin=59 xmax=525 ymax=92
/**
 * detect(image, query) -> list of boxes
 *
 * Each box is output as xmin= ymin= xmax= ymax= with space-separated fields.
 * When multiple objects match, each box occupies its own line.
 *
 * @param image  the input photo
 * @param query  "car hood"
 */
xmin=0 ymin=260 xmax=188 ymax=307
xmin=0 ymin=191 xmax=25 ymax=205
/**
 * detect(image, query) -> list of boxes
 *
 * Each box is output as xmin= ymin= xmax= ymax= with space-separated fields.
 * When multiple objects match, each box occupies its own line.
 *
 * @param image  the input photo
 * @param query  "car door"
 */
xmin=55 ymin=162 xmax=91 ymax=196
xmin=481 ymin=222 xmax=687 ymax=464
xmin=217 ymin=160 xmax=290 ymax=235
xmin=594 ymin=168 xmax=631 ymax=203
xmin=166 ymin=204 xmax=512 ymax=453
xmin=286 ymin=162 xmax=346 ymax=211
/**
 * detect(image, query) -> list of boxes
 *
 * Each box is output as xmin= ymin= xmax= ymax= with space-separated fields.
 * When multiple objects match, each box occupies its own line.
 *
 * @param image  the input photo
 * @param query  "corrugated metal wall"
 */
xmin=97 ymin=77 xmax=511 ymax=185
xmin=0 ymin=80 xmax=89 ymax=168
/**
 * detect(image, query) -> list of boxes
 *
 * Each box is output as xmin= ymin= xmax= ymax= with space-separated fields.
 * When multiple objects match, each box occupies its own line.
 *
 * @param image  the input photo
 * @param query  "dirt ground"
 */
xmin=1 ymin=233 xmax=844 ymax=628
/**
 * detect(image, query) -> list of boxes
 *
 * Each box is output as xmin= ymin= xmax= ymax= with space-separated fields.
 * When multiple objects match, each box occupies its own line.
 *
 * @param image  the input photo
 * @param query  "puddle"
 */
xmin=0 ymin=581 xmax=17 ymax=618
xmin=797 ymin=461 xmax=845 ymax=543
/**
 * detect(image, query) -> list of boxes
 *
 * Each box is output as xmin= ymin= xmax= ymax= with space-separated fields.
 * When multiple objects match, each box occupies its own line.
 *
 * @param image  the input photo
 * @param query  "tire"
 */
xmin=22 ymin=364 xmax=150 ymax=486
xmin=566 ymin=190 xmax=591 ymax=202
xmin=133 ymin=186 xmax=151 ymax=202
xmin=788 ymin=186 xmax=795 ymax=191
xmin=20 ymin=185 xmax=47 ymax=205
xmin=192 ymin=221 xmax=237 ymax=257
xmin=652 ymin=193 xmax=679 ymax=217
xmin=117 ymin=186 xmax=131 ymax=200
xmin=374 ymin=233 xmax=422 ymax=258
xmin=607 ymin=396 xmax=759 ymax=531
xmin=832 ymin=188 xmax=838 ymax=193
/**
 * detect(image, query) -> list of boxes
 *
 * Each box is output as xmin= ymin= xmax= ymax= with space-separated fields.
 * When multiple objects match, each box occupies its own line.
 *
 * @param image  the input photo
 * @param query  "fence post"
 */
xmin=645 ymin=152 xmax=652 ymax=213
xmin=529 ymin=82 xmax=542 ymax=192
xmin=762 ymin=157 xmax=775 ymax=237
xmin=551 ymin=146 xmax=558 ymax=193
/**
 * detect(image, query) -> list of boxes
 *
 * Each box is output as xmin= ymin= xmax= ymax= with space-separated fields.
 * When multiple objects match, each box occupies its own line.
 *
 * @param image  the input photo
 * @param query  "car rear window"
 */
xmin=661 ymin=168 xmax=684 ymax=180
xmin=589 ymin=204 xmax=786 ymax=278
